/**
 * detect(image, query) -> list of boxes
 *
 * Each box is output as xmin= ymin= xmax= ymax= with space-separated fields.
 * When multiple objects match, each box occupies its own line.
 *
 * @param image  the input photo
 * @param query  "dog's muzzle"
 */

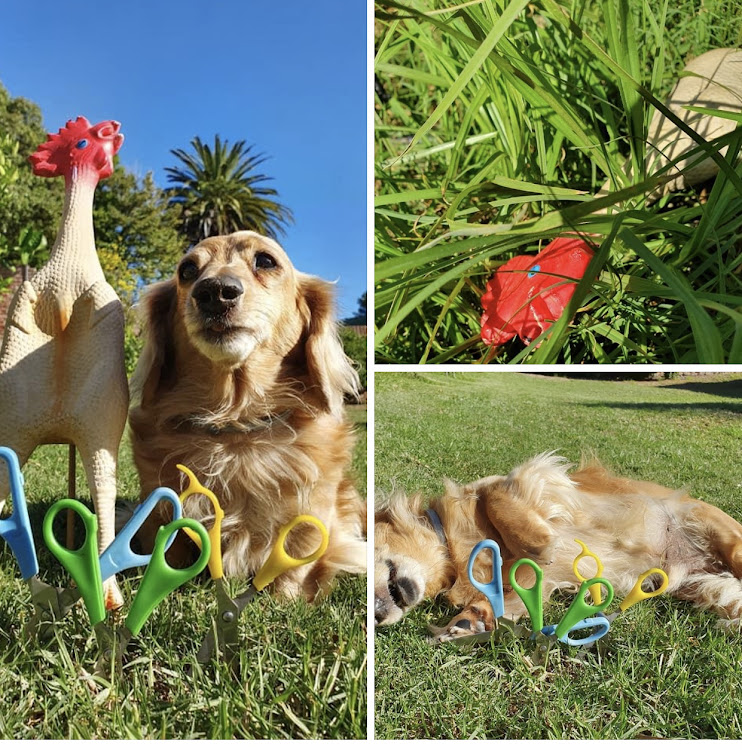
xmin=375 ymin=560 xmax=421 ymax=625
xmin=192 ymin=274 xmax=244 ymax=316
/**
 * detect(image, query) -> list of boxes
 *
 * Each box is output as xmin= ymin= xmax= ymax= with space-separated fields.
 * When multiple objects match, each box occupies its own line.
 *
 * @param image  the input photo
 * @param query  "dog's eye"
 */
xmin=178 ymin=261 xmax=200 ymax=283
xmin=254 ymin=252 xmax=277 ymax=271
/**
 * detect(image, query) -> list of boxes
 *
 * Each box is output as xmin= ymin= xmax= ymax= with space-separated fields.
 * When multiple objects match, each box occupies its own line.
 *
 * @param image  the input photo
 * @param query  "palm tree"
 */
xmin=165 ymin=135 xmax=293 ymax=244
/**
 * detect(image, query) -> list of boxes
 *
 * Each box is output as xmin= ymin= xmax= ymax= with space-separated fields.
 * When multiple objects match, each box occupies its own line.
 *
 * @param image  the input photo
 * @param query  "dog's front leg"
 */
xmin=432 ymin=584 xmax=527 ymax=642
xmin=433 ymin=598 xmax=496 ymax=642
xmin=474 ymin=480 xmax=555 ymax=561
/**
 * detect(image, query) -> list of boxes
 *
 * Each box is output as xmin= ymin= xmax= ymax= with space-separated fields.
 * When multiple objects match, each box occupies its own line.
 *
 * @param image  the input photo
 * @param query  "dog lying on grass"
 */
xmin=375 ymin=453 xmax=742 ymax=639
xmin=128 ymin=231 xmax=366 ymax=599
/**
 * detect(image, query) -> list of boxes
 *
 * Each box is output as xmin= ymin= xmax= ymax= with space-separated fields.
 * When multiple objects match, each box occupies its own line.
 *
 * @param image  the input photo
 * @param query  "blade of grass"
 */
xmin=618 ymin=228 xmax=725 ymax=362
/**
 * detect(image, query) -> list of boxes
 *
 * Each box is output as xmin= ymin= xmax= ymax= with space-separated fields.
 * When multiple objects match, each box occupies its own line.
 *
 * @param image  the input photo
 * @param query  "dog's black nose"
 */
xmin=375 ymin=596 xmax=389 ymax=625
xmin=192 ymin=275 xmax=244 ymax=314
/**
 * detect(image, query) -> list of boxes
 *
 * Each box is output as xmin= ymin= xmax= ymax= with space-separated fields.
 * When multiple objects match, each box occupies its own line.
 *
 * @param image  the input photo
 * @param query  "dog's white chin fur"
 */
xmin=190 ymin=327 xmax=259 ymax=366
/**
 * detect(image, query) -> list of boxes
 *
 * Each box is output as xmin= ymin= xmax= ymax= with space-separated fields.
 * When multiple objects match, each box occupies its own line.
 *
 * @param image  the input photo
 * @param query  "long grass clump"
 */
xmin=375 ymin=0 xmax=742 ymax=364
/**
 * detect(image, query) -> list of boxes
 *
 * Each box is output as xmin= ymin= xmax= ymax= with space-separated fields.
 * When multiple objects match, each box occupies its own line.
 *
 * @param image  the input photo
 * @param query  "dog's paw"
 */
xmin=429 ymin=606 xmax=494 ymax=643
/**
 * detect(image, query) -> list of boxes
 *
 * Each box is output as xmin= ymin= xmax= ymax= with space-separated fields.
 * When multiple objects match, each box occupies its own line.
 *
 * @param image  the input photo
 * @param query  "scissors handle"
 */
xmin=176 ymin=464 xmax=225 ymax=580
xmin=467 ymin=539 xmax=505 ymax=620
xmin=43 ymin=499 xmax=105 ymax=626
xmin=98 ymin=487 xmax=183 ymax=581
xmin=0 ymin=447 xmax=39 ymax=579
xmin=619 ymin=568 xmax=669 ymax=612
xmin=555 ymin=577 xmax=614 ymax=640
xmin=543 ymin=616 xmax=610 ymax=646
xmin=573 ymin=538 xmax=605 ymax=605
xmin=509 ymin=558 xmax=544 ymax=632
xmin=253 ymin=515 xmax=329 ymax=592
xmin=125 ymin=517 xmax=211 ymax=636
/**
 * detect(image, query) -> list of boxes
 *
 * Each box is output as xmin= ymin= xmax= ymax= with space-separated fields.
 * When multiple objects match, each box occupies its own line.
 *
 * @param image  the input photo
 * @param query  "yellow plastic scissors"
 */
xmin=604 ymin=568 xmax=669 ymax=623
xmin=573 ymin=539 xmax=605 ymax=605
xmin=175 ymin=465 xmax=330 ymax=665
xmin=573 ymin=539 xmax=669 ymax=617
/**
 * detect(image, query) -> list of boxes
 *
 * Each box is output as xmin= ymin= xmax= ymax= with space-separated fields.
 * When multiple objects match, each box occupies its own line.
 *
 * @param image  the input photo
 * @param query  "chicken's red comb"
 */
xmin=29 ymin=116 xmax=123 ymax=178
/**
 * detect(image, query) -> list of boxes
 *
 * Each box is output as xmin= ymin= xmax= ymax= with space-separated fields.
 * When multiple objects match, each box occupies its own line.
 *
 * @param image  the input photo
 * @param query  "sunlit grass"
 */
xmin=0 ymin=407 xmax=367 ymax=739
xmin=374 ymin=372 xmax=742 ymax=739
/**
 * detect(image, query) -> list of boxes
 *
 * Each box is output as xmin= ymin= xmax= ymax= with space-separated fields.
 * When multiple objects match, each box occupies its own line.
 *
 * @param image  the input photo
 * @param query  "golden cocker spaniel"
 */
xmin=129 ymin=231 xmax=366 ymax=598
xmin=375 ymin=453 xmax=742 ymax=638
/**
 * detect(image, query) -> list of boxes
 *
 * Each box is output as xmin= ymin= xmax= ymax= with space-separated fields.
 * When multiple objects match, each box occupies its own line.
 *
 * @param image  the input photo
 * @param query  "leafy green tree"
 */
xmin=0 ymin=85 xmax=64 ymax=265
xmin=344 ymin=292 xmax=367 ymax=325
xmin=93 ymin=167 xmax=183 ymax=303
xmin=340 ymin=327 xmax=367 ymax=392
xmin=0 ymin=130 xmax=53 ymax=288
xmin=13 ymin=227 xmax=47 ymax=281
xmin=165 ymin=135 xmax=293 ymax=243
xmin=0 ymin=135 xmax=20 ymax=195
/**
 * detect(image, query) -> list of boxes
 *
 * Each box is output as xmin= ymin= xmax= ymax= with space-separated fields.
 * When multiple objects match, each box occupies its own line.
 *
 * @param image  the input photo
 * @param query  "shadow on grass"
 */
xmin=659 ymin=379 xmax=742 ymax=400
xmin=576 ymin=400 xmax=742 ymax=415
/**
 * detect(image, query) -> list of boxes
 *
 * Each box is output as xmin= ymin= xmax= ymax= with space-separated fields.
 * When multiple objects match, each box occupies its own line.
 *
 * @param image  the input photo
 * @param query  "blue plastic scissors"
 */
xmin=0 ymin=447 xmax=40 ymax=580
xmin=467 ymin=539 xmax=505 ymax=619
xmin=0 ymin=445 xmax=186 ymax=637
xmin=44 ymin=497 xmax=210 ymax=670
xmin=0 ymin=446 xmax=98 ymax=635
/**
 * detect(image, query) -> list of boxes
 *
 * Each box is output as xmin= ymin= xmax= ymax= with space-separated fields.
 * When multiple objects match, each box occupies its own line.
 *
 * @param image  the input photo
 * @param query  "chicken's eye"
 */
xmin=76 ymin=139 xmax=89 ymax=149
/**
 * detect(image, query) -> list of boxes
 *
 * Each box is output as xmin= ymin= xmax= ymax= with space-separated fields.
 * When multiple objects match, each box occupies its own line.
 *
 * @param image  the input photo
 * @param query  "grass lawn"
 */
xmin=0 ymin=406 xmax=367 ymax=740
xmin=374 ymin=372 xmax=742 ymax=739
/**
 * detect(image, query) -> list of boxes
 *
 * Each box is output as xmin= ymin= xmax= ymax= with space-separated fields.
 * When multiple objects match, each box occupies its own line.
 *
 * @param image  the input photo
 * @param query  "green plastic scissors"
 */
xmin=508 ymin=556 xmax=614 ymax=663
xmin=43 ymin=498 xmax=211 ymax=669
xmin=509 ymin=557 xmax=544 ymax=632
xmin=510 ymin=556 xmax=614 ymax=641
xmin=174 ymin=465 xmax=329 ymax=666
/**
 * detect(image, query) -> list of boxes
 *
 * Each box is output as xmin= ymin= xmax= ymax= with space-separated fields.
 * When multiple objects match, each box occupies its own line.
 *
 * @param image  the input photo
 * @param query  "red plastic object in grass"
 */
xmin=480 ymin=237 xmax=595 ymax=347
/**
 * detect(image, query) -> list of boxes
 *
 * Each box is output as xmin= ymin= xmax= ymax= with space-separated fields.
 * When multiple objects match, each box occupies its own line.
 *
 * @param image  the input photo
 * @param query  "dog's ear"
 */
xmin=130 ymin=278 xmax=178 ymax=407
xmin=297 ymin=274 xmax=360 ymax=416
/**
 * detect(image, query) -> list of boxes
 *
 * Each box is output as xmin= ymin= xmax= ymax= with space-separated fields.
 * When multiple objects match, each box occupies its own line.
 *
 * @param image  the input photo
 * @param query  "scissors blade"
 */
xmin=197 ymin=579 xmax=242 ymax=664
xmin=93 ymin=621 xmax=117 ymax=674
xmin=440 ymin=618 xmax=531 ymax=647
xmin=231 ymin=583 xmax=258 ymax=611
xmin=24 ymin=578 xmax=83 ymax=638
xmin=196 ymin=624 xmax=219 ymax=664
xmin=93 ymin=623 xmax=135 ymax=676
xmin=531 ymin=632 xmax=556 ymax=665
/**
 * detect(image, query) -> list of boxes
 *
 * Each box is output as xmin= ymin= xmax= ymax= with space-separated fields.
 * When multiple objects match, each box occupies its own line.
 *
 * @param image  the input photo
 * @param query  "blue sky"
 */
xmin=0 ymin=1 xmax=367 ymax=318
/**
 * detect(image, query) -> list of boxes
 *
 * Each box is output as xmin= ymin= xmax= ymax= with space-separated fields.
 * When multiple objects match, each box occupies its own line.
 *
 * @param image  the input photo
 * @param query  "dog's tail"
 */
xmin=678 ymin=572 xmax=742 ymax=626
